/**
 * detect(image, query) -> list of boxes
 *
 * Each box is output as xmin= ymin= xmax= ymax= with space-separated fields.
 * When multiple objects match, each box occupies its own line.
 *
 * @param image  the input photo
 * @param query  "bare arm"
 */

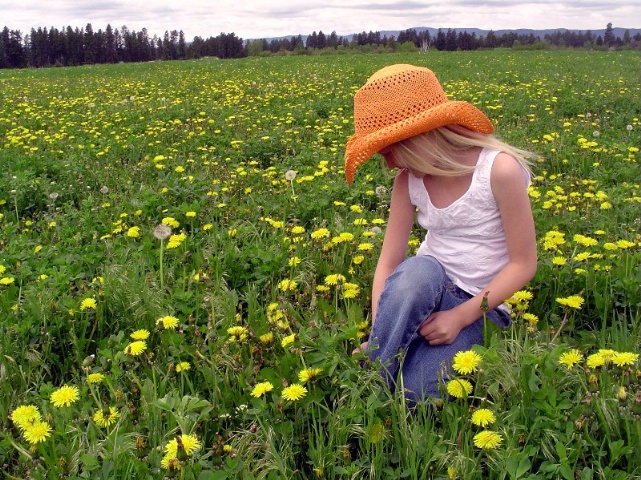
xmin=371 ymin=169 xmax=415 ymax=322
xmin=353 ymin=170 xmax=414 ymax=354
xmin=419 ymin=153 xmax=537 ymax=345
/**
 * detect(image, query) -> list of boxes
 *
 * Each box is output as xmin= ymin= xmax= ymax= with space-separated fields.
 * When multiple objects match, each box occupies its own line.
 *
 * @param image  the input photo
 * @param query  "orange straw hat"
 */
xmin=344 ymin=64 xmax=494 ymax=184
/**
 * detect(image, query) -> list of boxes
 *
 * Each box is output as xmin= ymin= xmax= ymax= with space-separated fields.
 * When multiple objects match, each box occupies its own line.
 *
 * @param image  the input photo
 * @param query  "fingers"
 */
xmin=351 ymin=341 xmax=368 ymax=356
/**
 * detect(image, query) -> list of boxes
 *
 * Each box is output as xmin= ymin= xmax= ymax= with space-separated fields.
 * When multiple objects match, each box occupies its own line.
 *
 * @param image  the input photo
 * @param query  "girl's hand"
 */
xmin=418 ymin=311 xmax=464 ymax=345
xmin=352 ymin=341 xmax=369 ymax=356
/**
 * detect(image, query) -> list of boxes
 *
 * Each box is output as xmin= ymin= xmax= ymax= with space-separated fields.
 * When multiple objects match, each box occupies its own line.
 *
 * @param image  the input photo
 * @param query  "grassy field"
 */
xmin=0 ymin=50 xmax=640 ymax=479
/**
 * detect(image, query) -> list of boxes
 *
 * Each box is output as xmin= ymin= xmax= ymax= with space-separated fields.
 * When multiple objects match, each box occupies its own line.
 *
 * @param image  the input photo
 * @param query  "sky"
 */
xmin=1 ymin=0 xmax=637 ymax=40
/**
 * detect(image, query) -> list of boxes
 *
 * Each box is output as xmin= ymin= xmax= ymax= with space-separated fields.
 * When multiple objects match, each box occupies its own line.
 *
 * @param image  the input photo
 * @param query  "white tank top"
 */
xmin=407 ymin=148 xmax=530 ymax=299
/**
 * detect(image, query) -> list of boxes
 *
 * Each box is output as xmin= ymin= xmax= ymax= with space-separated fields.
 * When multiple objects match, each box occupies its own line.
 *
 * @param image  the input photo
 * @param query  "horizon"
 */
xmin=0 ymin=0 xmax=637 ymax=40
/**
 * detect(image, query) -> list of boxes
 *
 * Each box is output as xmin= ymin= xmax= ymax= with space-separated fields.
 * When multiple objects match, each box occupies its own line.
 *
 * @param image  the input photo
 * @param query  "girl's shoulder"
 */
xmin=490 ymin=152 xmax=531 ymax=189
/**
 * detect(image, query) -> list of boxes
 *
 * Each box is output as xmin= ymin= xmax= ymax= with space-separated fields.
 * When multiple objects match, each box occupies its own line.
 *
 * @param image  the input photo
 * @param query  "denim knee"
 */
xmin=383 ymin=256 xmax=446 ymax=299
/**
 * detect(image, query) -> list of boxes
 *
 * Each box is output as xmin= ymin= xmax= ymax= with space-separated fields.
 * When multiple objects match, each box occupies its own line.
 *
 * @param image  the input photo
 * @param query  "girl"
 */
xmin=344 ymin=64 xmax=537 ymax=401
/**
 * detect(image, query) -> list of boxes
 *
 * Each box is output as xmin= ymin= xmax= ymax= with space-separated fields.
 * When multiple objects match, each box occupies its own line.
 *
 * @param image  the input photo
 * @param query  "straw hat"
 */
xmin=344 ymin=64 xmax=494 ymax=184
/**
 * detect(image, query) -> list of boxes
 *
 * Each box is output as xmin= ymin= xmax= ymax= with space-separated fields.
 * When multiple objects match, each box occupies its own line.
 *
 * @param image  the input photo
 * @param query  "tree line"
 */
xmin=0 ymin=22 xmax=637 ymax=69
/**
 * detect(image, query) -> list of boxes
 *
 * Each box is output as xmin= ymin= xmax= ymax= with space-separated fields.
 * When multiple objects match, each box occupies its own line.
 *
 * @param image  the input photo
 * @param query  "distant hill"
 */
xmin=254 ymin=26 xmax=640 ymax=43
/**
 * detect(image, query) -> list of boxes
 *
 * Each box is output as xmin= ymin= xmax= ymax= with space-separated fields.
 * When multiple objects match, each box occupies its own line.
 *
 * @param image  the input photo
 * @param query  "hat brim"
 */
xmin=344 ymin=101 xmax=494 ymax=185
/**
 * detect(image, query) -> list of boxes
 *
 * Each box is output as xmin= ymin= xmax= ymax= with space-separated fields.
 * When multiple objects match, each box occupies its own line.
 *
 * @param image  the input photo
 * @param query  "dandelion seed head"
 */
xmin=153 ymin=223 xmax=172 ymax=240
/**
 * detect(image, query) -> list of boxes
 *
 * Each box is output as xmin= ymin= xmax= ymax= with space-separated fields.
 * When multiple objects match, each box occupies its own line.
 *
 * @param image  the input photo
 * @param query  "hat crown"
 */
xmin=354 ymin=65 xmax=448 ymax=136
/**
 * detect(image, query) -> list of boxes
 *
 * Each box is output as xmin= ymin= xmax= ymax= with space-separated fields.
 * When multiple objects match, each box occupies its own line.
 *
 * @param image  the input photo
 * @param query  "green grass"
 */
xmin=0 ymin=50 xmax=640 ymax=479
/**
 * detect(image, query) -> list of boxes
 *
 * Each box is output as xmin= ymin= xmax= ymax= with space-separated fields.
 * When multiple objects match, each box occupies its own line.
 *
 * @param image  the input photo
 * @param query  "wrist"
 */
xmin=454 ymin=299 xmax=485 ymax=327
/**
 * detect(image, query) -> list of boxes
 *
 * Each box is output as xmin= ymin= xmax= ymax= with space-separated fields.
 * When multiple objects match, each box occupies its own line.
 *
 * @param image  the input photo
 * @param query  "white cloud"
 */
xmin=0 ymin=0 xmax=635 ymax=39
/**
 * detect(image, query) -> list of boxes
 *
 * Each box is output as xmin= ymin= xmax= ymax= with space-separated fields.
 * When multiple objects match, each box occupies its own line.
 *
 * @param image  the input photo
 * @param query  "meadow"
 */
xmin=0 ymin=49 xmax=639 ymax=479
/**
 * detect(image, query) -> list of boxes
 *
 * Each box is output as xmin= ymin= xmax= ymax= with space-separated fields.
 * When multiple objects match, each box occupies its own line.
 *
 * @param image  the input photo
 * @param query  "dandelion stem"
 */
xmin=551 ymin=311 xmax=569 ymax=343
xmin=13 ymin=195 xmax=19 ymax=224
xmin=159 ymin=239 xmax=165 ymax=290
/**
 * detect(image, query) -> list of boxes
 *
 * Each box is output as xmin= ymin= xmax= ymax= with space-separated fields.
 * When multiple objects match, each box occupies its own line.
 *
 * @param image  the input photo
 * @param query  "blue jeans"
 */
xmin=368 ymin=255 xmax=510 ymax=401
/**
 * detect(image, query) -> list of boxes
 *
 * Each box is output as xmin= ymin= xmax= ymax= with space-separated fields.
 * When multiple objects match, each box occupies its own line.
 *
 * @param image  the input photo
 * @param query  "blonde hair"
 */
xmin=387 ymin=125 xmax=534 ymax=177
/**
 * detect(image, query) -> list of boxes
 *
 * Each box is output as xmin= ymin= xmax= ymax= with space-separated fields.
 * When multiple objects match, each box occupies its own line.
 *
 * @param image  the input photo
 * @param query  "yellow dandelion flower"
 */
xmin=259 ymin=332 xmax=273 ymax=344
xmin=281 ymin=334 xmax=296 ymax=348
xmin=523 ymin=313 xmax=539 ymax=332
xmin=353 ymin=255 xmax=365 ymax=265
xmin=166 ymin=232 xmax=187 ymax=249
xmin=86 ymin=373 xmax=105 ymax=384
xmin=162 ymin=217 xmax=180 ymax=228
xmin=552 ymin=256 xmax=567 ymax=266
xmin=124 ymin=340 xmax=147 ymax=356
xmin=612 ymin=352 xmax=639 ymax=367
xmin=185 ymin=211 xmax=196 ymax=218
xmin=93 ymin=406 xmax=120 ymax=428
xmin=311 ymin=228 xmax=330 ymax=240
xmin=512 ymin=290 xmax=533 ymax=302
xmin=452 ymin=350 xmax=482 ymax=375
xmin=597 ymin=349 xmax=616 ymax=362
xmin=448 ymin=466 xmax=457 ymax=480
xmin=282 ymin=384 xmax=308 ymax=401
xmin=251 ymin=381 xmax=274 ymax=398
xmin=473 ymin=430 xmax=503 ymax=449
xmin=160 ymin=453 xmax=183 ymax=471
xmin=175 ymin=362 xmax=191 ymax=372
xmin=22 ymin=421 xmax=52 ymax=445
xmin=471 ymin=408 xmax=496 ymax=427
xmin=558 ymin=349 xmax=583 ymax=370
xmin=80 ymin=298 xmax=97 ymax=311
xmin=10 ymin=405 xmax=41 ymax=430
xmin=342 ymin=288 xmax=360 ymax=299
xmin=324 ymin=274 xmax=346 ymax=286
xmin=291 ymin=226 xmax=305 ymax=234
xmin=357 ymin=243 xmax=374 ymax=251
xmin=288 ymin=256 xmax=301 ymax=267
xmin=298 ymin=367 xmax=323 ymax=383
xmin=130 ymin=329 xmax=150 ymax=340
xmin=556 ymin=295 xmax=584 ymax=309
xmin=227 ymin=326 xmax=248 ymax=337
xmin=126 ymin=226 xmax=140 ymax=238
xmin=573 ymin=234 xmax=598 ymax=247
xmin=50 ymin=385 xmax=80 ymax=407
xmin=446 ymin=379 xmax=473 ymax=399
xmin=164 ymin=434 xmax=201 ymax=457
xmin=278 ymin=279 xmax=297 ymax=291
xmin=616 ymin=240 xmax=635 ymax=249
xmin=0 ymin=276 xmax=15 ymax=285
xmin=573 ymin=252 xmax=591 ymax=262
xmin=586 ymin=352 xmax=606 ymax=369
xmin=157 ymin=315 xmax=179 ymax=329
